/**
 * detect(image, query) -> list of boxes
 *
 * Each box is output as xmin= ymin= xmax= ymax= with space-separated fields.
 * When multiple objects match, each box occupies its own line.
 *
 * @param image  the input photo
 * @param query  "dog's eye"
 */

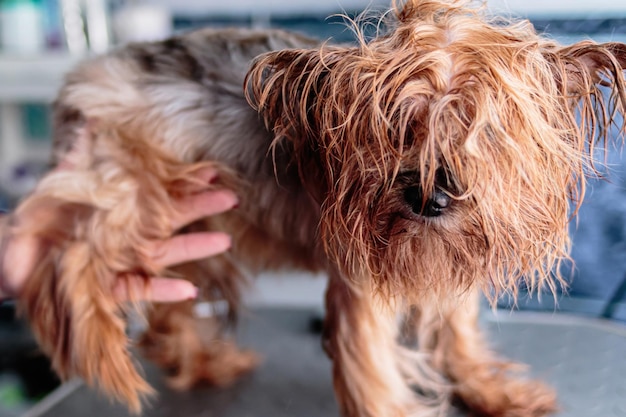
xmin=404 ymin=186 xmax=451 ymax=217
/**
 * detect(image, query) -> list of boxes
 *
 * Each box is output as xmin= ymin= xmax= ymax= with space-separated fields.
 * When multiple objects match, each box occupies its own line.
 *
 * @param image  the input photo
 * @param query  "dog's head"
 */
xmin=246 ymin=0 xmax=626 ymax=301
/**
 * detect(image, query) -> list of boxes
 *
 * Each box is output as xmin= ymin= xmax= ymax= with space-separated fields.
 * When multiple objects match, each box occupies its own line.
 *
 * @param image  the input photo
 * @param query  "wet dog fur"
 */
xmin=12 ymin=1 xmax=626 ymax=416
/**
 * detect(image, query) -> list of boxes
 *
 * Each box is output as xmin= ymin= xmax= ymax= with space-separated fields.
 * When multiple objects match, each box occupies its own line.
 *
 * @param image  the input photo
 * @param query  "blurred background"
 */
xmin=0 ymin=0 xmax=624 ymax=415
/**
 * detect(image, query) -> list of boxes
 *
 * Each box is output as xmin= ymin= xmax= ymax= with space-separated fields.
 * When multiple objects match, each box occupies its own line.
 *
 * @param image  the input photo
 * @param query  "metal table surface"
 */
xmin=24 ymin=308 xmax=626 ymax=417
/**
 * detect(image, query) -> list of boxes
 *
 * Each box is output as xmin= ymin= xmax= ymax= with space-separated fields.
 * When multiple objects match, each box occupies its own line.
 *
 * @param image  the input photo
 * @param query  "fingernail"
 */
xmin=209 ymin=175 xmax=220 ymax=184
xmin=188 ymin=286 xmax=200 ymax=300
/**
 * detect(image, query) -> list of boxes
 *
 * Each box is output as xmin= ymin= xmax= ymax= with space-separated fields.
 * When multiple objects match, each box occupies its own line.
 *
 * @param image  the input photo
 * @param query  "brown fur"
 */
xmin=10 ymin=1 xmax=626 ymax=416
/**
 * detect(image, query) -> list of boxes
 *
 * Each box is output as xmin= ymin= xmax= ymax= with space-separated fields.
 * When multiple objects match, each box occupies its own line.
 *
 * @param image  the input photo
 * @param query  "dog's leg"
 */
xmin=415 ymin=290 xmax=558 ymax=417
xmin=324 ymin=272 xmax=449 ymax=417
xmin=140 ymin=256 xmax=258 ymax=390
xmin=140 ymin=301 xmax=259 ymax=390
xmin=15 ymin=124 xmax=226 ymax=412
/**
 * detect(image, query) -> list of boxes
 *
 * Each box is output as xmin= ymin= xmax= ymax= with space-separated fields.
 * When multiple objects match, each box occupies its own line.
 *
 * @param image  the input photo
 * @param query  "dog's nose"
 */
xmin=404 ymin=186 xmax=451 ymax=217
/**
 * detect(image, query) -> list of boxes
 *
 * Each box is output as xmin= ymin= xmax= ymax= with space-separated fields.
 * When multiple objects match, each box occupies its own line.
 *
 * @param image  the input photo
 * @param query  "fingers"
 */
xmin=173 ymin=166 xmax=222 ymax=194
xmin=116 ymin=229 xmax=232 ymax=303
xmin=171 ymin=189 xmax=238 ymax=231
xmin=114 ymin=230 xmax=230 ymax=303
xmin=149 ymin=232 xmax=232 ymax=268
xmin=1 ymin=232 xmax=40 ymax=298
xmin=5 ymin=162 xmax=236 ymax=305
xmin=114 ymin=277 xmax=198 ymax=303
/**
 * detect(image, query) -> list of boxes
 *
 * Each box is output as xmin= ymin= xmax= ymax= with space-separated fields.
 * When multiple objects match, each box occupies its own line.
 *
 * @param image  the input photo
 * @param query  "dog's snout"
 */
xmin=404 ymin=186 xmax=451 ymax=217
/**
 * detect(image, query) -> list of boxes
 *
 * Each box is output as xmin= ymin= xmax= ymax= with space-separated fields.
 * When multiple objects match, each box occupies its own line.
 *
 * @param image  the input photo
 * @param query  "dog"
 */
xmin=11 ymin=1 xmax=626 ymax=416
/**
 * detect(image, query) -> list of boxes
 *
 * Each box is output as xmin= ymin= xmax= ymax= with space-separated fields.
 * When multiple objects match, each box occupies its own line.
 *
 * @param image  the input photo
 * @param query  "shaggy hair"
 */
xmin=10 ymin=1 xmax=626 ymax=416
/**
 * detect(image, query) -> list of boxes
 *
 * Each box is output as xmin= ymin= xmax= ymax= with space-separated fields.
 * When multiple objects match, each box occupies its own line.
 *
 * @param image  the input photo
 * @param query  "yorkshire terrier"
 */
xmin=11 ymin=1 xmax=626 ymax=416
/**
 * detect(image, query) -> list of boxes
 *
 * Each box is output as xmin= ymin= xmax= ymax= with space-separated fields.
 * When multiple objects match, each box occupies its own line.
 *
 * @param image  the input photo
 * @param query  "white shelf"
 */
xmin=0 ymin=53 xmax=83 ymax=102
xmin=0 ymin=53 xmax=84 ymax=175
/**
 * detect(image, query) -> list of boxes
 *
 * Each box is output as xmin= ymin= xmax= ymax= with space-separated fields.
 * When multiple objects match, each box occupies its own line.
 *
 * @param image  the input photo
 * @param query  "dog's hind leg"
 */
xmin=414 ymin=290 xmax=558 ymax=417
xmin=140 ymin=255 xmax=259 ymax=390
xmin=323 ymin=272 xmax=449 ymax=417
xmin=15 ymin=122 xmax=226 ymax=412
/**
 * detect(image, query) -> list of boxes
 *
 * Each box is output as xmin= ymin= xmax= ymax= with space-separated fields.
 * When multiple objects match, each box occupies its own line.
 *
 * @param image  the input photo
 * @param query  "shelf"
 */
xmin=0 ymin=53 xmax=84 ymax=102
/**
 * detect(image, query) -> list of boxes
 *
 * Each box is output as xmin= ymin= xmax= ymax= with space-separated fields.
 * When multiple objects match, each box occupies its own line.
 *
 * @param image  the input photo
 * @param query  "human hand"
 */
xmin=0 ymin=167 xmax=237 ymax=303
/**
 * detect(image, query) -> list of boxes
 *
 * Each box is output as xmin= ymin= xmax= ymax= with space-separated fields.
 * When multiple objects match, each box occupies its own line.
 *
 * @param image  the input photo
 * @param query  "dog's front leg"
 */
xmin=416 ymin=289 xmax=558 ymax=417
xmin=324 ymin=271 xmax=447 ymax=417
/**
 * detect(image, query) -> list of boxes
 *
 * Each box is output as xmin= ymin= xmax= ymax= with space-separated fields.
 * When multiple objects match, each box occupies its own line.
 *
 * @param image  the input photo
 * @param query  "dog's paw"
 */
xmin=166 ymin=344 xmax=260 ymax=391
xmin=140 ymin=309 xmax=259 ymax=392
xmin=455 ymin=375 xmax=558 ymax=417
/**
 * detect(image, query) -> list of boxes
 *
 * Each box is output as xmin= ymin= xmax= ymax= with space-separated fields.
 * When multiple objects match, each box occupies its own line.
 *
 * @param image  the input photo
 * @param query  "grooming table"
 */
xmin=24 ymin=308 xmax=626 ymax=417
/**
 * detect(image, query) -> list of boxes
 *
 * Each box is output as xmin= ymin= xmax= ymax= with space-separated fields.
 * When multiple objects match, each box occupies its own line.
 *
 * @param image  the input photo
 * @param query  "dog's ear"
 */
xmin=245 ymin=48 xmax=331 ymax=143
xmin=558 ymin=41 xmax=626 ymax=96
xmin=245 ymin=48 xmax=338 ymax=200
xmin=549 ymin=41 xmax=626 ymax=153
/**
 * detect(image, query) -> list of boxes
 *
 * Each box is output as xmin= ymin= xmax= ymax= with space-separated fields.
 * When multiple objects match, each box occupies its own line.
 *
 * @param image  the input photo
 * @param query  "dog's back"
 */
xmin=53 ymin=28 xmax=314 ymax=170
xmin=53 ymin=27 xmax=325 ymax=273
